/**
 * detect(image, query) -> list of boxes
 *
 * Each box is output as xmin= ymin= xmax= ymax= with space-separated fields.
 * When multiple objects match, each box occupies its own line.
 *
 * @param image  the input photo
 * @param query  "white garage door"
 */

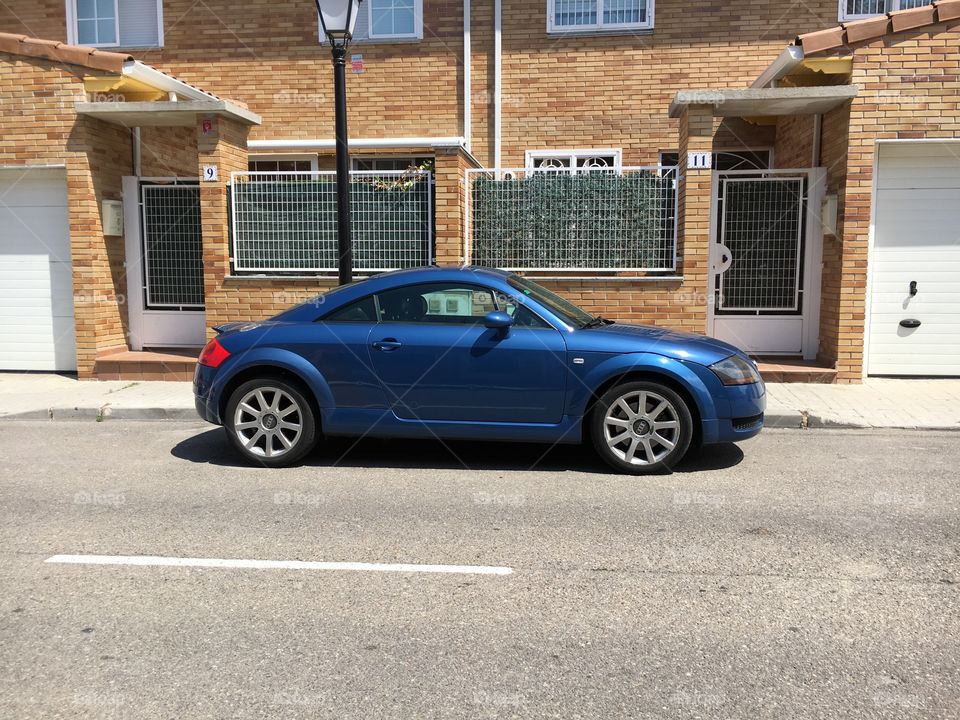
xmin=868 ymin=142 xmax=960 ymax=377
xmin=0 ymin=167 xmax=76 ymax=371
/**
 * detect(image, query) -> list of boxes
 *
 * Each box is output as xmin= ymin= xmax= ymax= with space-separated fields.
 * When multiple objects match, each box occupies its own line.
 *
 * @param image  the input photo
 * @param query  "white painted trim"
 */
xmin=122 ymin=175 xmax=145 ymax=350
xmin=751 ymin=45 xmax=805 ymax=89
xmin=248 ymin=136 xmax=467 ymax=150
xmin=494 ymin=0 xmax=502 ymax=170
xmin=367 ymin=0 xmax=424 ymax=40
xmin=121 ymin=62 xmax=214 ymax=102
xmin=463 ymin=0 xmax=472 ymax=151
xmin=803 ymin=167 xmax=826 ymax=361
xmin=546 ymin=0 xmax=654 ymax=33
xmin=46 ymin=554 xmax=514 ymax=576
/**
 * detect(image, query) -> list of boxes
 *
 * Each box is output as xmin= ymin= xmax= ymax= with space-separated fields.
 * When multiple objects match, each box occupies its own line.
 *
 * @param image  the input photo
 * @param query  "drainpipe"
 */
xmin=493 ymin=0 xmax=502 ymax=170
xmin=463 ymin=0 xmax=471 ymax=151
xmin=812 ymin=113 xmax=823 ymax=167
xmin=132 ymin=127 xmax=141 ymax=176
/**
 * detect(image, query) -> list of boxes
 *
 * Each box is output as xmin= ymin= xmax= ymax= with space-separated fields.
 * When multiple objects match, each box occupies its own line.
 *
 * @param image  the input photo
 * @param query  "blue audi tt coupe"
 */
xmin=194 ymin=266 xmax=765 ymax=473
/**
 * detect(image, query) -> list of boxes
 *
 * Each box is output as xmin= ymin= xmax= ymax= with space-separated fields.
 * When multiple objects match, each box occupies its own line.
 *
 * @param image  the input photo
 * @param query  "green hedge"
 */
xmin=472 ymin=171 xmax=676 ymax=270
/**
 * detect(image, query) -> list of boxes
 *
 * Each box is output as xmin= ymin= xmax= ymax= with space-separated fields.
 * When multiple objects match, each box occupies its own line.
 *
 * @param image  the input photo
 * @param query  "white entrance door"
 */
xmin=867 ymin=142 xmax=960 ymax=376
xmin=0 ymin=167 xmax=76 ymax=371
xmin=708 ymin=169 xmax=824 ymax=358
xmin=123 ymin=177 xmax=206 ymax=349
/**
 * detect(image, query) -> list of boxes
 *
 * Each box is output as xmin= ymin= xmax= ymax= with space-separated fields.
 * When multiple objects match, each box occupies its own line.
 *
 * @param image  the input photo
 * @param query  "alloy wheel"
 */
xmin=602 ymin=389 xmax=681 ymax=466
xmin=233 ymin=386 xmax=303 ymax=459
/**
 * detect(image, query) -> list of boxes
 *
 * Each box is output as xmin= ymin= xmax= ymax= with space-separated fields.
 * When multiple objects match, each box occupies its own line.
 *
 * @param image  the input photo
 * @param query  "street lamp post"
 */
xmin=316 ymin=0 xmax=361 ymax=285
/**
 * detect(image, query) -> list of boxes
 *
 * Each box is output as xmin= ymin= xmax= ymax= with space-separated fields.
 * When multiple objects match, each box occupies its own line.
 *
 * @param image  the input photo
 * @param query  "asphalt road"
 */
xmin=0 ymin=421 xmax=957 ymax=719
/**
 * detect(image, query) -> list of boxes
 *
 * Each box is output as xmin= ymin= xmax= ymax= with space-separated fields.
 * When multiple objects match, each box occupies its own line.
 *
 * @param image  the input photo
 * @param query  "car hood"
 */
xmin=568 ymin=323 xmax=746 ymax=366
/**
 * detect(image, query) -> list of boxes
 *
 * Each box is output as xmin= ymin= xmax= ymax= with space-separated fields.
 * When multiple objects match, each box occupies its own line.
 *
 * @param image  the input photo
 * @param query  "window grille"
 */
xmin=230 ymin=171 xmax=433 ymax=274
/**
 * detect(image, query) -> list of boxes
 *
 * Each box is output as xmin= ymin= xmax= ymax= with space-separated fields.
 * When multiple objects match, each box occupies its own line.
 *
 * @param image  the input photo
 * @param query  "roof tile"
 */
xmin=843 ymin=15 xmax=891 ymax=43
xmin=0 ymin=31 xmax=131 ymax=73
xmin=797 ymin=26 xmax=846 ymax=54
xmin=936 ymin=0 xmax=960 ymax=21
xmin=891 ymin=4 xmax=937 ymax=31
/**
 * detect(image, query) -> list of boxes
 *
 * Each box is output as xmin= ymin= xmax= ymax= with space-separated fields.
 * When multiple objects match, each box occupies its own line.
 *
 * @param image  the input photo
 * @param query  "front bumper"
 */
xmin=702 ymin=379 xmax=767 ymax=444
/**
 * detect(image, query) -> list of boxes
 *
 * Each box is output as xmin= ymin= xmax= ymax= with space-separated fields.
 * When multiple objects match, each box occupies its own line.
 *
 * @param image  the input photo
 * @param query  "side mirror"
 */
xmin=483 ymin=310 xmax=514 ymax=332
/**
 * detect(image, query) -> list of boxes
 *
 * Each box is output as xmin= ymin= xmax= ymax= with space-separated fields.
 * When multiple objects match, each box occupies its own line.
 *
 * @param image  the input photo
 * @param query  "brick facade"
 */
xmin=1 ymin=2 xmax=958 ymax=382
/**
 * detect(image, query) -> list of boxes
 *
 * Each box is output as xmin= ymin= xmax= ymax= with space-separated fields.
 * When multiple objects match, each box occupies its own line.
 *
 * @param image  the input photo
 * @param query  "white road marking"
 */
xmin=45 ymin=554 xmax=513 ymax=576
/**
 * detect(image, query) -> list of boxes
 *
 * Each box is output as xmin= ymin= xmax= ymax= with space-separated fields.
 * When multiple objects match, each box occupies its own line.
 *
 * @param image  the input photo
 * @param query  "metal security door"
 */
xmin=717 ymin=176 xmax=805 ymax=313
xmin=133 ymin=181 xmax=206 ymax=347
xmin=709 ymin=170 xmax=823 ymax=357
xmin=141 ymin=183 xmax=204 ymax=309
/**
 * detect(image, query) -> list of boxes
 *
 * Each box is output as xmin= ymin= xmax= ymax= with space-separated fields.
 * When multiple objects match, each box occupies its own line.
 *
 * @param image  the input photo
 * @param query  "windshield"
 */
xmin=507 ymin=275 xmax=596 ymax=328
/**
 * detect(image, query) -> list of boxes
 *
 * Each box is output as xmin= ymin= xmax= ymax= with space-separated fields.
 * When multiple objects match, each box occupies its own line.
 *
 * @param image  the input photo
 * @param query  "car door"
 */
xmin=367 ymin=282 xmax=567 ymax=423
xmin=301 ymin=295 xmax=387 ymax=409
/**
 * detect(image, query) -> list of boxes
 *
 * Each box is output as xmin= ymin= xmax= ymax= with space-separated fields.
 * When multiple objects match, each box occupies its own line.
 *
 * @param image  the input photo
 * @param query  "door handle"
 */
xmin=909 ymin=280 xmax=918 ymax=297
xmin=899 ymin=319 xmax=921 ymax=329
xmin=373 ymin=338 xmax=403 ymax=351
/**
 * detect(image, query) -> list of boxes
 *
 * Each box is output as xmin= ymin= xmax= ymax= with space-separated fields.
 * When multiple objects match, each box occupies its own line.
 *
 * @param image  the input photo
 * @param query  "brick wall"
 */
xmin=0 ymin=0 xmax=840 ymax=168
xmin=0 ymin=53 xmax=133 ymax=377
xmin=774 ymin=115 xmax=816 ymax=169
xmin=139 ymin=125 xmax=200 ymax=178
xmin=815 ymin=20 xmax=960 ymax=380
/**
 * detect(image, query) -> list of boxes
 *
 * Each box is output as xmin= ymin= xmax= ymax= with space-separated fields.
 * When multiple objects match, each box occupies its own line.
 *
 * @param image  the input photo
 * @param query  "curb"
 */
xmin=762 ymin=409 xmax=804 ymax=429
xmin=1 ymin=406 xmax=198 ymax=421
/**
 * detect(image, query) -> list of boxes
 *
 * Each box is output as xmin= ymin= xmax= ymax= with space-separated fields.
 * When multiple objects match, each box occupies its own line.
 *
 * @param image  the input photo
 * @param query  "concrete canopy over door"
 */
xmin=868 ymin=142 xmax=960 ymax=377
xmin=0 ymin=167 xmax=76 ymax=371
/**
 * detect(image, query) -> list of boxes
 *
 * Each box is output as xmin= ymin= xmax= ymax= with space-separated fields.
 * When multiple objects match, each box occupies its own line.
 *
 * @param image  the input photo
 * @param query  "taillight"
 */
xmin=198 ymin=337 xmax=231 ymax=368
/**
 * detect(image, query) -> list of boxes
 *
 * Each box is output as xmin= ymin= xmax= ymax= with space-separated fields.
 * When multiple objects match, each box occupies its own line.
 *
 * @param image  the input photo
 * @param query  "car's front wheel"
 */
xmin=590 ymin=381 xmax=693 ymax=474
xmin=224 ymin=378 xmax=317 ymax=467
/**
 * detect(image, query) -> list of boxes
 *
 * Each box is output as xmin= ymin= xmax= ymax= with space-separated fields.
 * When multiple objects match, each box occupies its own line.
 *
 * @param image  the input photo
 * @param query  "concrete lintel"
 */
xmin=75 ymin=100 xmax=262 ymax=127
xmin=668 ymin=85 xmax=859 ymax=119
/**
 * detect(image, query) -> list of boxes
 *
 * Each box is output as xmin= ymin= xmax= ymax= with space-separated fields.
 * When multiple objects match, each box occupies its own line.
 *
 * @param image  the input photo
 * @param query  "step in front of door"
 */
xmin=94 ymin=348 xmax=201 ymax=381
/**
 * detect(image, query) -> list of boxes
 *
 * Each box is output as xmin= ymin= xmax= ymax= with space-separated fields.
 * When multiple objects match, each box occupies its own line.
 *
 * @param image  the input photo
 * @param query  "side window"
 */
xmin=494 ymin=292 xmax=551 ymax=329
xmin=323 ymin=296 xmax=377 ymax=323
xmin=376 ymin=284 xmax=496 ymax=324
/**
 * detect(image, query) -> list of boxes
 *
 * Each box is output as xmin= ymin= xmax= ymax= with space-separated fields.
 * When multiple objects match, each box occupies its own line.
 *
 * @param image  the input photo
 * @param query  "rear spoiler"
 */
xmin=212 ymin=322 xmax=244 ymax=335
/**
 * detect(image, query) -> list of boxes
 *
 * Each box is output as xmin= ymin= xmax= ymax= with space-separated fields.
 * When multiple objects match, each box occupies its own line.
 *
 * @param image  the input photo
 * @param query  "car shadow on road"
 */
xmin=171 ymin=428 xmax=743 ymax=475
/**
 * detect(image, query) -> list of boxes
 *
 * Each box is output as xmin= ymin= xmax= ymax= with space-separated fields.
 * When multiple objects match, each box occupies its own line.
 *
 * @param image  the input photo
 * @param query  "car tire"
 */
xmin=590 ymin=381 xmax=693 ymax=475
xmin=224 ymin=378 xmax=317 ymax=468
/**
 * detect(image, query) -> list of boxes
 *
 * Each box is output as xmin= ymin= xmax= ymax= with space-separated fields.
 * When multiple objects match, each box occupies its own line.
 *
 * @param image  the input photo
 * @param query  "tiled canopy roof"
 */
xmin=0 ymin=32 xmax=132 ymax=72
xmin=797 ymin=0 xmax=960 ymax=54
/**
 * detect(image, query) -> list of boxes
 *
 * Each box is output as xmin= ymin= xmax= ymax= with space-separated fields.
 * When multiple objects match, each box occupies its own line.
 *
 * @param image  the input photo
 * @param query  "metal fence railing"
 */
xmin=230 ymin=170 xmax=433 ymax=274
xmin=465 ymin=167 xmax=678 ymax=274
xmin=140 ymin=182 xmax=204 ymax=308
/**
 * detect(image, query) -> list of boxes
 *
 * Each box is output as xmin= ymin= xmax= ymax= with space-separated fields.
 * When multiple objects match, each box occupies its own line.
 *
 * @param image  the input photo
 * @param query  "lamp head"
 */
xmin=316 ymin=0 xmax=362 ymax=47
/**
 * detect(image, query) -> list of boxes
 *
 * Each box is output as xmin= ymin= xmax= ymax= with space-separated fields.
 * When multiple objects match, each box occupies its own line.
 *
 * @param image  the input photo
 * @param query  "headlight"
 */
xmin=709 ymin=355 xmax=761 ymax=386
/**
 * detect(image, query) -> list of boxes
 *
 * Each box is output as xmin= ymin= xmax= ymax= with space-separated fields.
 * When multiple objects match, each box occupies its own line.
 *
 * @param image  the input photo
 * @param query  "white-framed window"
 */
xmin=369 ymin=0 xmax=422 ymax=39
xmin=525 ymin=149 xmax=623 ymax=174
xmin=247 ymin=155 xmax=319 ymax=179
xmin=352 ymin=156 xmax=433 ymax=171
xmin=66 ymin=0 xmax=164 ymax=48
xmin=839 ymin=0 xmax=931 ymax=21
xmin=547 ymin=0 xmax=654 ymax=33
xmin=320 ymin=0 xmax=422 ymax=42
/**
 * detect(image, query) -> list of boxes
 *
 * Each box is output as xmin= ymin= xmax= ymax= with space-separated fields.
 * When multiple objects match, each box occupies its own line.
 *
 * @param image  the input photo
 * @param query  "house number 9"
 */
xmin=203 ymin=165 xmax=219 ymax=181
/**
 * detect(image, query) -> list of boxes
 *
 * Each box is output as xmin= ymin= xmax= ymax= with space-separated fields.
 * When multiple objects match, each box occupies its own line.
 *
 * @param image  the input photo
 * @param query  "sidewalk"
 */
xmin=1 ymin=373 xmax=959 ymax=430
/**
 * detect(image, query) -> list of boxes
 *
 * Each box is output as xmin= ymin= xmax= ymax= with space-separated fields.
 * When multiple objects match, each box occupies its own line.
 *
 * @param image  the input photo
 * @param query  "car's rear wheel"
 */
xmin=590 ymin=381 xmax=693 ymax=474
xmin=224 ymin=378 xmax=317 ymax=467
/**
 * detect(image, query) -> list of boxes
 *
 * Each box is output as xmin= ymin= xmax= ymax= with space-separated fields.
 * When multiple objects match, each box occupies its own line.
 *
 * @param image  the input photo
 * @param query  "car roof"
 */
xmin=274 ymin=265 xmax=514 ymax=321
